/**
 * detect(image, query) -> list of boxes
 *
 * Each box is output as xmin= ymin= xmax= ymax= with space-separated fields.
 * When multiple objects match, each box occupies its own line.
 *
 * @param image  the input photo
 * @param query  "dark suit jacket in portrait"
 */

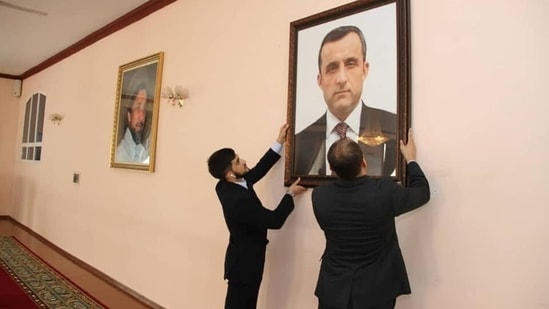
xmin=312 ymin=162 xmax=430 ymax=308
xmin=215 ymin=148 xmax=295 ymax=284
xmin=294 ymin=103 xmax=397 ymax=176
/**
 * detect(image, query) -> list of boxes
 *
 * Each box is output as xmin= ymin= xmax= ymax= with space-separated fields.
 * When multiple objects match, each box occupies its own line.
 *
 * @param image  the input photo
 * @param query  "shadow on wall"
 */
xmin=263 ymin=199 xmax=324 ymax=309
xmin=12 ymin=175 xmax=37 ymax=226
xmin=0 ymin=172 xmax=13 ymax=213
xmin=263 ymin=221 xmax=297 ymax=309
xmin=395 ymin=200 xmax=438 ymax=309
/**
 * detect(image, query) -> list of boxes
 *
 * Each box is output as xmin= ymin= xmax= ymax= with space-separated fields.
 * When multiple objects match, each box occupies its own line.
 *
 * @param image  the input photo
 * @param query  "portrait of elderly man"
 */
xmin=115 ymin=65 xmax=156 ymax=164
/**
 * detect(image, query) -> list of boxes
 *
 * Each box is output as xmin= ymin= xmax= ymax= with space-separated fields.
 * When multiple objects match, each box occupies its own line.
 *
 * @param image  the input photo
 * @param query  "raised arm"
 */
xmin=393 ymin=129 xmax=430 ymax=215
xmin=245 ymin=124 xmax=289 ymax=184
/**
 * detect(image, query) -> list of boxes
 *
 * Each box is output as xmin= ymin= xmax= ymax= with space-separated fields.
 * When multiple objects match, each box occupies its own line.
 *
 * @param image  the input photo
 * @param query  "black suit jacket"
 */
xmin=294 ymin=103 xmax=397 ymax=176
xmin=215 ymin=148 xmax=295 ymax=284
xmin=312 ymin=162 xmax=430 ymax=308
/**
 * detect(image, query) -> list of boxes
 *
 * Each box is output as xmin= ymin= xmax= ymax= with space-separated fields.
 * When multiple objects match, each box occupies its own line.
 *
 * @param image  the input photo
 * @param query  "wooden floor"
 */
xmin=0 ymin=217 xmax=163 ymax=309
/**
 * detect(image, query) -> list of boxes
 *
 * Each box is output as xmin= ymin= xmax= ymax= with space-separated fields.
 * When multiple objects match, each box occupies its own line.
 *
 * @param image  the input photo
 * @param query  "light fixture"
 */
xmin=162 ymin=85 xmax=189 ymax=108
xmin=49 ymin=113 xmax=64 ymax=125
xmin=358 ymin=135 xmax=389 ymax=146
xmin=358 ymin=120 xmax=389 ymax=146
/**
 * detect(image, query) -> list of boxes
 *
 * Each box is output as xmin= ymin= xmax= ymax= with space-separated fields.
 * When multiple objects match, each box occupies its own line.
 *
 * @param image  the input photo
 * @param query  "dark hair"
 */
xmin=317 ymin=25 xmax=367 ymax=71
xmin=327 ymin=138 xmax=363 ymax=180
xmin=207 ymin=148 xmax=236 ymax=179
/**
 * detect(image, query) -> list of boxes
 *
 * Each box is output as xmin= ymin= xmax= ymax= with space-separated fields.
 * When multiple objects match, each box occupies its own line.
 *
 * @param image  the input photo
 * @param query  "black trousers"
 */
xmin=318 ymin=298 xmax=396 ymax=309
xmin=224 ymin=279 xmax=262 ymax=309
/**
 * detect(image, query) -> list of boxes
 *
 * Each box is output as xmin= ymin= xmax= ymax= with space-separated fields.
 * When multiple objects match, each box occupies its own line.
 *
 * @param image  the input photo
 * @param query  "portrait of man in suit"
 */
xmin=290 ymin=3 xmax=400 ymax=179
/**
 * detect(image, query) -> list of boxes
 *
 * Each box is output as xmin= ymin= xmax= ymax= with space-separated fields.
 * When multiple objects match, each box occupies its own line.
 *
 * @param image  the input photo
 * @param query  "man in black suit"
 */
xmin=295 ymin=25 xmax=397 ymax=176
xmin=312 ymin=130 xmax=430 ymax=309
xmin=207 ymin=124 xmax=306 ymax=309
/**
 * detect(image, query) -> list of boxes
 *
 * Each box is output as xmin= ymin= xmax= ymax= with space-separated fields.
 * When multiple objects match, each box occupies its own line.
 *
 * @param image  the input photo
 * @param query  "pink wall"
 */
xmin=4 ymin=0 xmax=549 ymax=308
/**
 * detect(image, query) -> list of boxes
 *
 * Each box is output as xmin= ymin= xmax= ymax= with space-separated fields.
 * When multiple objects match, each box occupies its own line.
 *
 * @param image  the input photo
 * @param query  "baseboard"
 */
xmin=0 ymin=215 xmax=165 ymax=309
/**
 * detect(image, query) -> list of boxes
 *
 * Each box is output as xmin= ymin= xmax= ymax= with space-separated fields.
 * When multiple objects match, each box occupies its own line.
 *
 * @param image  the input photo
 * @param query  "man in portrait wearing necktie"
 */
xmin=294 ymin=25 xmax=397 ymax=176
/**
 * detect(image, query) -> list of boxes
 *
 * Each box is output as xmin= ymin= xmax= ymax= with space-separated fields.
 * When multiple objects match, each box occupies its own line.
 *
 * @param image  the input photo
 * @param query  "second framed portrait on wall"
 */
xmin=285 ymin=0 xmax=410 ymax=187
xmin=110 ymin=52 xmax=164 ymax=172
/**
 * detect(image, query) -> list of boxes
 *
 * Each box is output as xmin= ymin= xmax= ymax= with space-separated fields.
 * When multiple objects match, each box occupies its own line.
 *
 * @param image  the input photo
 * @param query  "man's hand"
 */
xmin=288 ymin=177 xmax=307 ymax=197
xmin=399 ymin=129 xmax=417 ymax=163
xmin=276 ymin=123 xmax=290 ymax=144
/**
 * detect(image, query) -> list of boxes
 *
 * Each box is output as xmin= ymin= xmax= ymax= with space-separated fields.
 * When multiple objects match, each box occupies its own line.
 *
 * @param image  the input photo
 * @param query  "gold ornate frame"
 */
xmin=110 ymin=52 xmax=164 ymax=172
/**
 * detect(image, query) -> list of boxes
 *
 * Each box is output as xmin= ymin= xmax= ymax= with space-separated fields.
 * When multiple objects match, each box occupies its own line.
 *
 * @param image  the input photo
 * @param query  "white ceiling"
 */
xmin=0 ymin=0 xmax=150 ymax=77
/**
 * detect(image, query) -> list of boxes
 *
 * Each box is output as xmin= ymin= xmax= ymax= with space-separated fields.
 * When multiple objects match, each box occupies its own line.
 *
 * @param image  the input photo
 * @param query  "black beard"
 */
xmin=129 ymin=128 xmax=143 ymax=145
xmin=233 ymin=171 xmax=247 ymax=178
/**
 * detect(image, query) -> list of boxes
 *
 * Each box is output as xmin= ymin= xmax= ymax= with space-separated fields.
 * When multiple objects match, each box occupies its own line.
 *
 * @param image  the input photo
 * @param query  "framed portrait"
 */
xmin=284 ymin=0 xmax=410 ymax=187
xmin=110 ymin=52 xmax=164 ymax=172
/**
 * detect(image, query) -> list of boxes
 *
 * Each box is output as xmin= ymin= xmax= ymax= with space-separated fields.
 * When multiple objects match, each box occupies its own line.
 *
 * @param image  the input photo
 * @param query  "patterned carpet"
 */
xmin=0 ymin=236 xmax=107 ymax=309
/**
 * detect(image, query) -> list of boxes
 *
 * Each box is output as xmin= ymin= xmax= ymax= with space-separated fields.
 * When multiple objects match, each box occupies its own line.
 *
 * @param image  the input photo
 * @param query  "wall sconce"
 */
xmin=162 ymin=85 xmax=189 ymax=108
xmin=49 ymin=113 xmax=64 ymax=125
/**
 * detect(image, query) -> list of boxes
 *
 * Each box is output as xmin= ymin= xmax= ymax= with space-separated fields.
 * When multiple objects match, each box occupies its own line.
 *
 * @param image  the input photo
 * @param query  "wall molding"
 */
xmin=0 ymin=0 xmax=177 ymax=80
xmin=0 ymin=73 xmax=20 ymax=80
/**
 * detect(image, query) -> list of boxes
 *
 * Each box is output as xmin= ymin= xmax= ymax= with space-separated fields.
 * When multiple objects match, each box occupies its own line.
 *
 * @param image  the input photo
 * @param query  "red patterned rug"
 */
xmin=0 ymin=236 xmax=108 ymax=308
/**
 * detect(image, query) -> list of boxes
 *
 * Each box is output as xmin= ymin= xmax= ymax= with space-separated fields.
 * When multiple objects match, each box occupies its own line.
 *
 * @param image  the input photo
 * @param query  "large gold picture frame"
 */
xmin=110 ymin=52 xmax=164 ymax=172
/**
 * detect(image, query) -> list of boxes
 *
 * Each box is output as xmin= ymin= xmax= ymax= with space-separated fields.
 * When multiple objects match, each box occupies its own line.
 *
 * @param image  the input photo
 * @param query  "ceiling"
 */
xmin=0 ymin=0 xmax=152 ymax=78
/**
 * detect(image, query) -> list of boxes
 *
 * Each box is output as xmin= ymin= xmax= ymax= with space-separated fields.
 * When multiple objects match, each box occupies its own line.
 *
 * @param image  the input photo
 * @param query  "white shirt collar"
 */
xmin=326 ymin=103 xmax=362 ymax=138
xmin=234 ymin=179 xmax=248 ymax=189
